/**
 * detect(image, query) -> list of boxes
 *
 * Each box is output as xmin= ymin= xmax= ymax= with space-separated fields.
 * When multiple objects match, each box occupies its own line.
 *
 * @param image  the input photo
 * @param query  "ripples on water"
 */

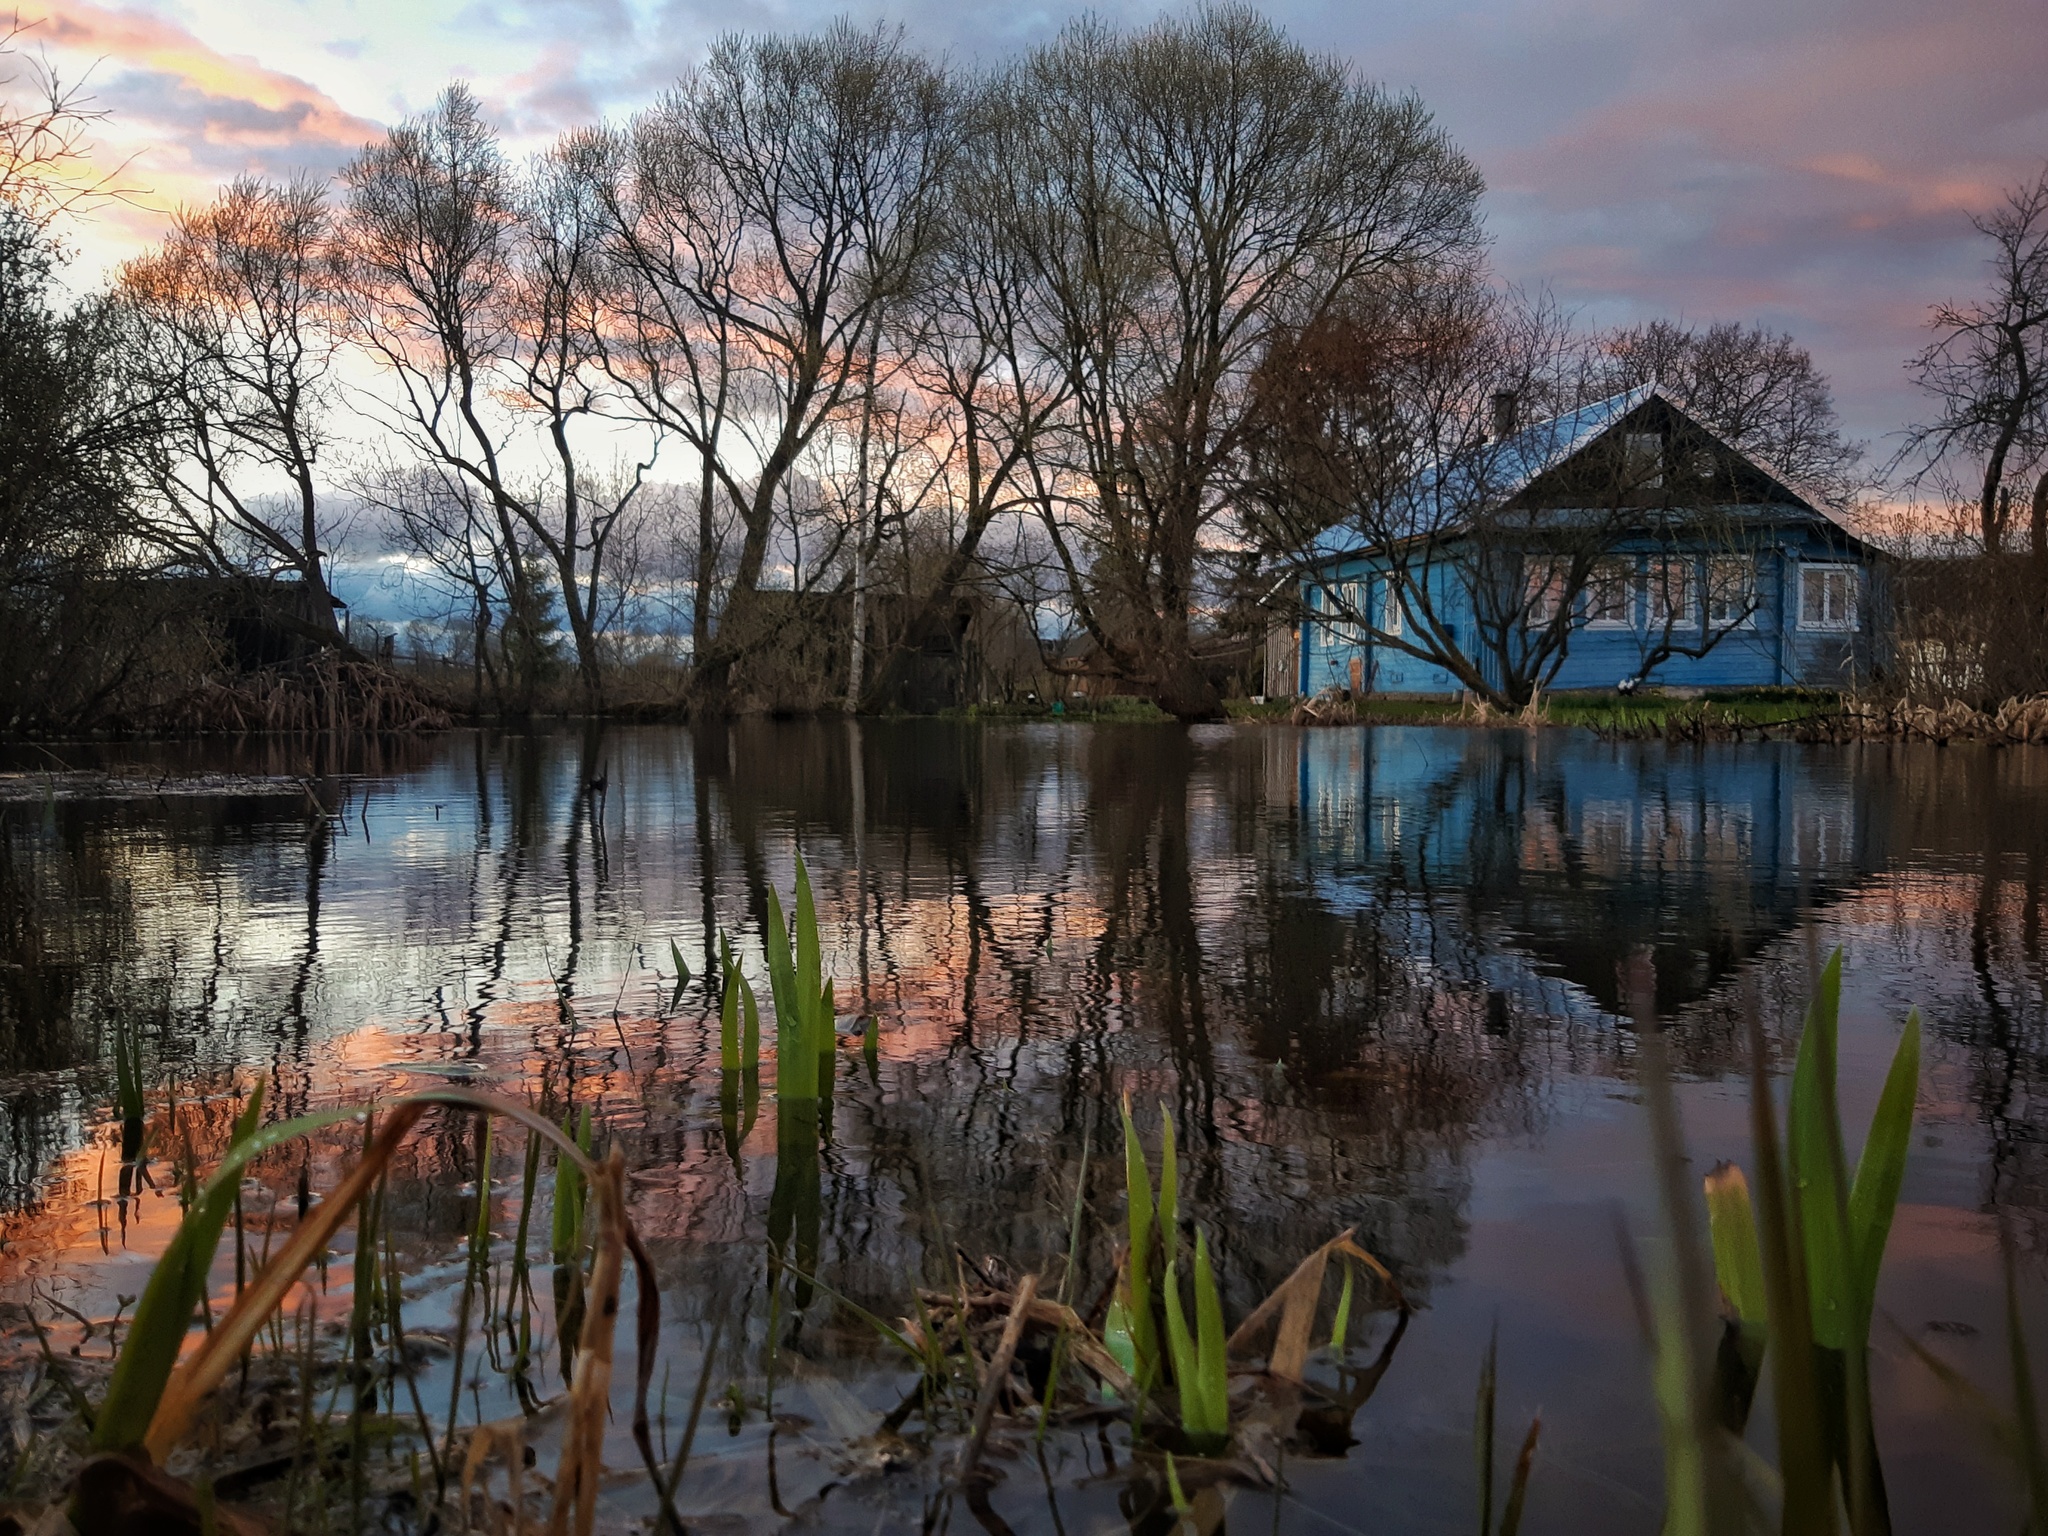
xmin=0 ymin=722 xmax=2044 ymax=1532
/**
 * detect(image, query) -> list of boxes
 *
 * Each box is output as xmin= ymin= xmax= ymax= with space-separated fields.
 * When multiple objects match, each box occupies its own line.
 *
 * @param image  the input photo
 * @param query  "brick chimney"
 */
xmin=1490 ymin=389 xmax=1519 ymax=441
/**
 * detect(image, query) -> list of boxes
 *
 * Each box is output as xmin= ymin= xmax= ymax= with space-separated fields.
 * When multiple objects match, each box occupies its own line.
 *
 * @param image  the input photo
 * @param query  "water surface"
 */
xmin=1 ymin=722 xmax=2041 ymax=1533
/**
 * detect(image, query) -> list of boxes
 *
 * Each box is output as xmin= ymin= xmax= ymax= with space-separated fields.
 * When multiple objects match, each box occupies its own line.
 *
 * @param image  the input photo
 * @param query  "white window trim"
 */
xmin=1584 ymin=560 xmax=1637 ymax=629
xmin=1705 ymin=557 xmax=1758 ymax=630
xmin=1798 ymin=562 xmax=1859 ymax=632
xmin=1381 ymin=580 xmax=1405 ymax=637
xmin=1647 ymin=558 xmax=1697 ymax=629
xmin=1525 ymin=568 xmax=1566 ymax=627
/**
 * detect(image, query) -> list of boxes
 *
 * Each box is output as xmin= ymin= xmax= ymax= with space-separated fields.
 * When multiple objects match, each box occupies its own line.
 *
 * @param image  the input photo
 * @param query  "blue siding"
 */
xmin=1297 ymin=522 xmax=1879 ymax=697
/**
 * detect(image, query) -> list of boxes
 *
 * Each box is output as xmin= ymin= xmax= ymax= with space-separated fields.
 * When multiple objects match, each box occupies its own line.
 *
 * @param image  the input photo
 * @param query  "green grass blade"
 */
xmin=550 ymin=1110 xmax=583 ymax=1263
xmin=1847 ymin=1010 xmax=1920 ymax=1318
xmin=1164 ymin=1451 xmax=1192 ymax=1515
xmin=669 ymin=938 xmax=691 ymax=1009
xmin=1790 ymin=949 xmax=1851 ymax=1350
xmin=1192 ymin=1229 xmax=1229 ymax=1443
xmin=1122 ymin=1097 xmax=1157 ymax=1385
xmin=1499 ymin=1413 xmax=1542 ymax=1536
xmin=1104 ymin=1298 xmax=1138 ymax=1385
xmin=1744 ymin=997 xmax=1834 ymax=1534
xmin=94 ymin=1086 xmax=267 ymax=1451
xmin=1331 ymin=1262 xmax=1355 ymax=1355
xmin=1162 ymin=1254 xmax=1200 ymax=1432
xmin=113 ymin=1017 xmax=145 ymax=1125
xmin=1703 ymin=1163 xmax=1768 ymax=1329
xmin=719 ymin=960 xmax=741 ymax=1073
xmin=794 ymin=854 xmax=823 ymax=1055
xmin=763 ymin=886 xmax=810 ymax=1099
xmin=741 ymin=971 xmax=761 ymax=1076
xmin=1703 ymin=1162 xmax=1769 ymax=1435
xmin=1158 ymin=1106 xmax=1179 ymax=1266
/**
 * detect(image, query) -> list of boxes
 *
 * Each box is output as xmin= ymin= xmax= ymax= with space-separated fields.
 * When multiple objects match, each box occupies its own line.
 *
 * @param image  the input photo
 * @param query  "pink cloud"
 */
xmin=12 ymin=0 xmax=382 ymax=256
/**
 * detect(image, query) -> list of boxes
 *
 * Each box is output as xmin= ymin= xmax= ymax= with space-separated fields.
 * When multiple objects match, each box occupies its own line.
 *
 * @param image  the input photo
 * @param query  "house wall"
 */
xmin=1298 ymin=521 xmax=1878 ymax=697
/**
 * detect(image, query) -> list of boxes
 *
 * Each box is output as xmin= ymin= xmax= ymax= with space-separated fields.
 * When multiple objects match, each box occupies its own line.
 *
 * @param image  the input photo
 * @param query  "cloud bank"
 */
xmin=17 ymin=0 xmax=2047 ymax=446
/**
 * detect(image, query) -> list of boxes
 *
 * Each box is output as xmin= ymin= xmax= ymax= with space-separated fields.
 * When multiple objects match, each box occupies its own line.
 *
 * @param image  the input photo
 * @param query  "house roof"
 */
xmin=1303 ymin=384 xmax=1858 ymax=566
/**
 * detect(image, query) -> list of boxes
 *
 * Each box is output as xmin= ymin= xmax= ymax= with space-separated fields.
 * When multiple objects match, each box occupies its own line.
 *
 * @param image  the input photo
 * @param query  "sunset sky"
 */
xmin=21 ymin=0 xmax=2048 ymax=452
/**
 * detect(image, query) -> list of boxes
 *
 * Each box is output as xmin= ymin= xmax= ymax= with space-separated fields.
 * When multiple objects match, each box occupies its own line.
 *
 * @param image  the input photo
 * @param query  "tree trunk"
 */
xmin=1142 ymin=616 xmax=1222 ymax=722
xmin=692 ymin=447 xmax=716 ymax=668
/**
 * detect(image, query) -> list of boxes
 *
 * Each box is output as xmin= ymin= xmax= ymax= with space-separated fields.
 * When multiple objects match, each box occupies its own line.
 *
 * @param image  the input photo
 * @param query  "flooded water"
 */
xmin=1 ymin=721 xmax=2043 ymax=1533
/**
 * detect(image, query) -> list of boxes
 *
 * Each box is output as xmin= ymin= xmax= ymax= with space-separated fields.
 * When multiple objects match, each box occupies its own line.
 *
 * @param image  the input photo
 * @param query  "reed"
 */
xmin=762 ymin=855 xmax=835 ymax=1100
xmin=64 ymin=1086 xmax=668 ymax=1536
xmin=111 ymin=1016 xmax=145 ymax=1138
xmin=1697 ymin=952 xmax=1920 ymax=1531
xmin=667 ymin=938 xmax=691 ymax=1009
xmin=1474 ymin=1327 xmax=1540 ymax=1536
xmin=1161 ymin=1227 xmax=1228 ymax=1452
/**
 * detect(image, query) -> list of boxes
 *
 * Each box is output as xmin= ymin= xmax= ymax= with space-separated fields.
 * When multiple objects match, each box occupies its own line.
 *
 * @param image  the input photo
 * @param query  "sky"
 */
xmin=18 ymin=0 xmax=2048 ymax=455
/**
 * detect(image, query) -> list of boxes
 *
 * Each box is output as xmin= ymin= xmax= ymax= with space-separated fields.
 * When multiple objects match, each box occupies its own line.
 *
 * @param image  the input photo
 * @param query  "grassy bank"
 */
xmin=1225 ymin=687 xmax=1841 ymax=734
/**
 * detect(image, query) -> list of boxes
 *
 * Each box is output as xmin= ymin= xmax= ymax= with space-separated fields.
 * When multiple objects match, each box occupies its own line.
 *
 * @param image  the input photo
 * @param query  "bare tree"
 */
xmin=586 ymin=22 xmax=959 ymax=712
xmin=344 ymin=86 xmax=647 ymax=712
xmin=341 ymin=86 xmax=548 ymax=705
xmin=1248 ymin=280 xmax=1781 ymax=709
xmin=120 ymin=175 xmax=346 ymax=637
xmin=580 ymin=105 xmax=746 ymax=665
xmin=351 ymin=456 xmax=509 ymax=706
xmin=0 ymin=17 xmax=135 ymax=230
xmin=852 ymin=137 xmax=1075 ymax=710
xmin=984 ymin=5 xmax=1484 ymax=719
xmin=513 ymin=135 xmax=653 ymax=707
xmin=1899 ymin=164 xmax=2048 ymax=554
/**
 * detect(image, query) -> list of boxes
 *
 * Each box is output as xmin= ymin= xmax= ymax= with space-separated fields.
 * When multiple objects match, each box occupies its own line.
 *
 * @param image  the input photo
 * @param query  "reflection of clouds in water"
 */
xmin=0 ymin=725 xmax=2046 ymax=1527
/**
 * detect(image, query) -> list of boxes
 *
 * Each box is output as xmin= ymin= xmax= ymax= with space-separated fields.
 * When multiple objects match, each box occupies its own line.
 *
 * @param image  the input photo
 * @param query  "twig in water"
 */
xmin=958 ymin=1272 xmax=1040 ymax=1484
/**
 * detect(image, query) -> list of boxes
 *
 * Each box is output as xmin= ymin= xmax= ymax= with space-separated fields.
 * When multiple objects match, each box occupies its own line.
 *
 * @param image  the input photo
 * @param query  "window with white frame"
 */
xmin=1647 ymin=558 xmax=1695 ymax=628
xmin=1525 ymin=565 xmax=1567 ymax=626
xmin=1707 ymin=557 xmax=1756 ymax=626
xmin=1798 ymin=563 xmax=1858 ymax=631
xmin=1342 ymin=581 xmax=1366 ymax=641
xmin=1585 ymin=558 xmax=1636 ymax=627
xmin=1381 ymin=579 xmax=1404 ymax=636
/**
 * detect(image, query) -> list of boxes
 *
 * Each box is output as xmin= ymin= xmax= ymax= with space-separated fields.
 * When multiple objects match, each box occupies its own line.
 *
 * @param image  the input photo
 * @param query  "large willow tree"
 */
xmin=982 ymin=5 xmax=1485 ymax=719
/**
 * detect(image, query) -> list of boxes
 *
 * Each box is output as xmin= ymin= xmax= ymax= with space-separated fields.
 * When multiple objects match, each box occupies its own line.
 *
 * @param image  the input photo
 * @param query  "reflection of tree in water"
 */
xmin=14 ymin=724 xmax=2048 ymax=1351
xmin=672 ymin=722 xmax=1511 ymax=1319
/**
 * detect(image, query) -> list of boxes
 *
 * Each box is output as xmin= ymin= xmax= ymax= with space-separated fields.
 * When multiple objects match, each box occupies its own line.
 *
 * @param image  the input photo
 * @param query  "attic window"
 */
xmin=1624 ymin=432 xmax=1663 ymax=489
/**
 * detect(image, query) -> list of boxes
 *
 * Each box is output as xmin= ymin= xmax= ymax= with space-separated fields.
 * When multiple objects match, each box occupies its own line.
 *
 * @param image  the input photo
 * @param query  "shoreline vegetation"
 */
xmin=17 ymin=670 xmax=2048 ymax=747
xmin=1 ymin=851 xmax=2027 ymax=1536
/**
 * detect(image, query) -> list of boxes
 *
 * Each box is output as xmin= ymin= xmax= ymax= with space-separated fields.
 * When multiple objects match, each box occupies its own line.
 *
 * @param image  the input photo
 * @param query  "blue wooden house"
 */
xmin=1290 ymin=385 xmax=1881 ymax=698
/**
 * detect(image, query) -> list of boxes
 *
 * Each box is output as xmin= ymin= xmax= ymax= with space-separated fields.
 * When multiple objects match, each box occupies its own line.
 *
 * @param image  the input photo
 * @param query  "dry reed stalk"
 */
xmin=1226 ymin=1229 xmax=1402 ymax=1380
xmin=461 ymin=1416 xmax=529 ymax=1536
xmin=143 ymin=1102 xmax=428 ymax=1462
xmin=547 ymin=1146 xmax=627 ymax=1536
xmin=957 ymin=1273 xmax=1038 ymax=1482
xmin=1022 ymin=1297 xmax=1137 ymax=1398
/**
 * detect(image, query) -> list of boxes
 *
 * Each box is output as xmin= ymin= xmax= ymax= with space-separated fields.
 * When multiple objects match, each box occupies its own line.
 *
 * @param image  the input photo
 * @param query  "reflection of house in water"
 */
xmin=1284 ymin=727 xmax=1882 ymax=1017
